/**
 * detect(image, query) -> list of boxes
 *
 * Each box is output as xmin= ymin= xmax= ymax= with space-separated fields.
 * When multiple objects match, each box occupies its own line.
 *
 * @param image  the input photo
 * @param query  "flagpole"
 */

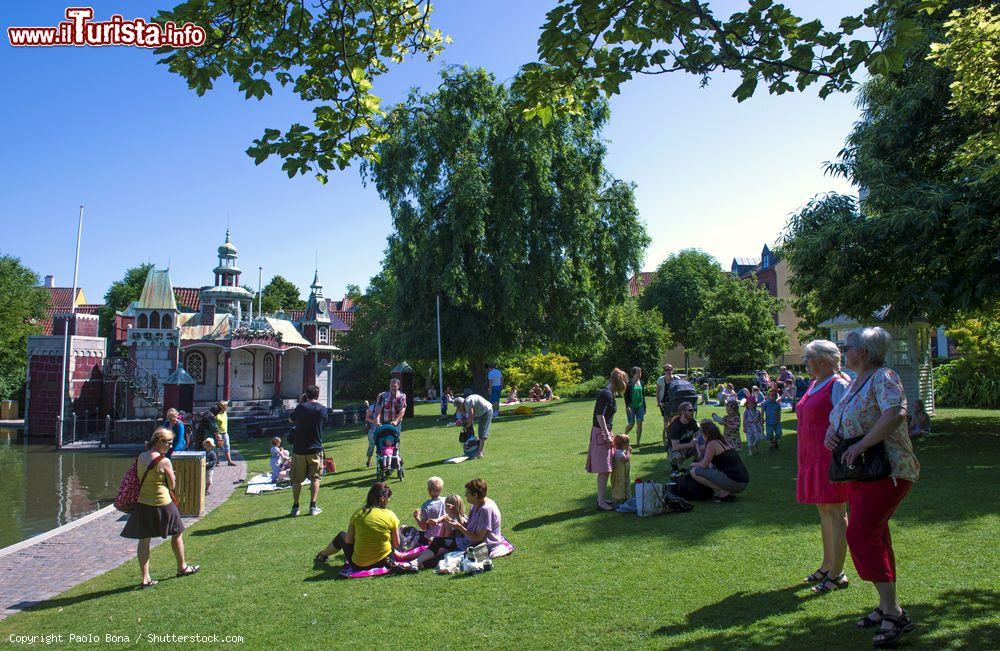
xmin=57 ymin=205 xmax=84 ymax=448
xmin=436 ymin=294 xmax=444 ymax=411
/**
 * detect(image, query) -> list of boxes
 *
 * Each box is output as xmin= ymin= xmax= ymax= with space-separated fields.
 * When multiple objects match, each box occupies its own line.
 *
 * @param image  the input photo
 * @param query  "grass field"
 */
xmin=1 ymin=400 xmax=997 ymax=649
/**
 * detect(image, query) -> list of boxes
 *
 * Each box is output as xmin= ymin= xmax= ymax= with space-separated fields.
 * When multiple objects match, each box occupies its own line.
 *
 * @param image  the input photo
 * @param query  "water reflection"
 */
xmin=0 ymin=429 xmax=135 ymax=548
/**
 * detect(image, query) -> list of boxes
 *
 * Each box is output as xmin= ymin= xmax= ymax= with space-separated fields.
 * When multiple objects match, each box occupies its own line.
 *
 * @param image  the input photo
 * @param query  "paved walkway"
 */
xmin=0 ymin=454 xmax=246 ymax=620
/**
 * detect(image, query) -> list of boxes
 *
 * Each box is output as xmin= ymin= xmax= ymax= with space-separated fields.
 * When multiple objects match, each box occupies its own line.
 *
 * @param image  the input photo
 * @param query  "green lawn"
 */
xmin=2 ymin=401 xmax=998 ymax=649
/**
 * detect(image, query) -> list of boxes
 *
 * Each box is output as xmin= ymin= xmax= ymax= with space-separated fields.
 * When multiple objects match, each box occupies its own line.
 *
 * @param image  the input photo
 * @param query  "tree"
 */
xmin=362 ymin=67 xmax=648 ymax=390
xmin=260 ymin=275 xmax=305 ymax=314
xmin=0 ymin=256 xmax=49 ymax=399
xmin=688 ymin=275 xmax=788 ymax=373
xmin=600 ymin=299 xmax=672 ymax=378
xmin=159 ymin=0 xmax=929 ymax=175
xmin=98 ymin=263 xmax=154 ymax=339
xmin=782 ymin=3 xmax=1000 ymax=325
xmin=638 ymin=249 xmax=724 ymax=349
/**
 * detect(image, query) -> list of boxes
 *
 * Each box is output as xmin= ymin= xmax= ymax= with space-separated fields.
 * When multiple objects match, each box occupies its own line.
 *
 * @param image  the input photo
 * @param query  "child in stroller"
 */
xmin=373 ymin=424 xmax=405 ymax=481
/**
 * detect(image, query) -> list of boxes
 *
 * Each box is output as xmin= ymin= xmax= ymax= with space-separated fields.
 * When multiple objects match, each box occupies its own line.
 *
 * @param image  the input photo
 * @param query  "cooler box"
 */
xmin=171 ymin=451 xmax=206 ymax=516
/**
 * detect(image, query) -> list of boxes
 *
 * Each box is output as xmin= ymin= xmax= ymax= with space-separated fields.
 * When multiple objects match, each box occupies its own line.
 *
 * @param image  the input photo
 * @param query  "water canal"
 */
xmin=0 ymin=428 xmax=135 ymax=549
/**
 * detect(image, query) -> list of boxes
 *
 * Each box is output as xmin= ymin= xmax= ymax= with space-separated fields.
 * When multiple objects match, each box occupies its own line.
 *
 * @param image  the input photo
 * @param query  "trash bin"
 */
xmin=170 ymin=451 xmax=206 ymax=516
xmin=0 ymin=400 xmax=17 ymax=420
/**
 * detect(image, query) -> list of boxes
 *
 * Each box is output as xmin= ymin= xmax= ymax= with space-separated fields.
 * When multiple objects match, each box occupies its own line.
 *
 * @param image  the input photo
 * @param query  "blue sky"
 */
xmin=1 ymin=1 xmax=861 ymax=302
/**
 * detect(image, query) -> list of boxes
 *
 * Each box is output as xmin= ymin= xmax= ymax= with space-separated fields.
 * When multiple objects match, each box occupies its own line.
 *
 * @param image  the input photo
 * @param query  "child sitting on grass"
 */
xmin=270 ymin=436 xmax=291 ymax=483
xmin=610 ymin=434 xmax=632 ymax=503
xmin=712 ymin=400 xmax=742 ymax=451
xmin=909 ymin=399 xmax=931 ymax=438
xmin=413 ymin=476 xmax=447 ymax=543
xmin=203 ymin=437 xmax=218 ymax=495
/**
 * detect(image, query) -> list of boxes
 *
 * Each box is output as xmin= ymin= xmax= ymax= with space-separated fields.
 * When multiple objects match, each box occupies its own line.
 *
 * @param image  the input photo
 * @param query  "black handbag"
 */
xmin=829 ymin=435 xmax=890 ymax=482
xmin=828 ymin=373 xmax=891 ymax=483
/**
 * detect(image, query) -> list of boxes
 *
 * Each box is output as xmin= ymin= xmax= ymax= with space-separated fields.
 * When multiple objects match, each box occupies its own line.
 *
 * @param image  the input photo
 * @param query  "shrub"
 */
xmin=721 ymin=374 xmax=758 ymax=391
xmin=505 ymin=353 xmax=582 ymax=393
xmin=933 ymin=361 xmax=1000 ymax=409
xmin=561 ymin=376 xmax=608 ymax=399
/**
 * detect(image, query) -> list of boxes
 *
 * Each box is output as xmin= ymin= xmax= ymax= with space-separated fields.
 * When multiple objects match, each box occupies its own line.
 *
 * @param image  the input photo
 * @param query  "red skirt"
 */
xmin=585 ymin=426 xmax=613 ymax=474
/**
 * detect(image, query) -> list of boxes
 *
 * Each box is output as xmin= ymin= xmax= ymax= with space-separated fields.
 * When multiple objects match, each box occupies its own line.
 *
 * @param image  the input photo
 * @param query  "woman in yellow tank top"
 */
xmin=121 ymin=428 xmax=200 ymax=588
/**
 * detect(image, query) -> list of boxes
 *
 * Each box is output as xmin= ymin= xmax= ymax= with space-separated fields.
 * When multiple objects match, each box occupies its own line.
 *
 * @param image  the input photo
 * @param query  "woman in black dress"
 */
xmin=690 ymin=421 xmax=750 ymax=502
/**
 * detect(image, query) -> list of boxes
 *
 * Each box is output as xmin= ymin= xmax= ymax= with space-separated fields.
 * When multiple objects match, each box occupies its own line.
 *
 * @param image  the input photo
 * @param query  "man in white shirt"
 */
xmin=454 ymin=394 xmax=494 ymax=458
xmin=486 ymin=363 xmax=502 ymax=417
xmin=655 ymin=364 xmax=674 ymax=438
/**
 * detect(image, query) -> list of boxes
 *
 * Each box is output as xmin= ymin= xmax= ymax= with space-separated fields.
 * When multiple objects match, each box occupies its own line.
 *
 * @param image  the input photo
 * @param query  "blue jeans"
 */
xmin=766 ymin=422 xmax=782 ymax=441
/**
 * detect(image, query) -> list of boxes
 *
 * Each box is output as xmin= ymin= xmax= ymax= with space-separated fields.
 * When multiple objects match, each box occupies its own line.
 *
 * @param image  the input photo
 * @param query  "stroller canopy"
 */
xmin=373 ymin=424 xmax=401 ymax=447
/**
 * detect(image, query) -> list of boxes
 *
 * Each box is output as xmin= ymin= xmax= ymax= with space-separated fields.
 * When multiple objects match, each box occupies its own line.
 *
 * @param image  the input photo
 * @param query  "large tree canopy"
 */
xmin=638 ymin=249 xmax=724 ymax=349
xmin=0 ymin=256 xmax=49 ymax=399
xmin=688 ymin=274 xmax=788 ymax=373
xmin=362 ymin=67 xmax=648 ymax=387
xmin=157 ymin=0 xmax=931 ymax=176
xmin=260 ymin=275 xmax=305 ymax=314
xmin=782 ymin=2 xmax=999 ymax=325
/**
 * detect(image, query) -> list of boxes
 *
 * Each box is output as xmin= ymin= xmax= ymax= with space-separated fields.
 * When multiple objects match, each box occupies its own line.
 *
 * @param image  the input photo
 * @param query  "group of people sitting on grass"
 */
xmin=313 ymin=476 xmax=509 ymax=575
xmin=504 ymin=383 xmax=555 ymax=404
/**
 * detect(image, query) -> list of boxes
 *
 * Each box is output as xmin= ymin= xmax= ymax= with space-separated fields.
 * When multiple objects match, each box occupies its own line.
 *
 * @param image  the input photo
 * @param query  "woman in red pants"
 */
xmin=825 ymin=327 xmax=920 ymax=648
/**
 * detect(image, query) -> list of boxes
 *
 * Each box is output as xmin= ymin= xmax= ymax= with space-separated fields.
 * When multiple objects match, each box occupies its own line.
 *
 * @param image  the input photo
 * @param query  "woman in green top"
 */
xmin=314 ymin=482 xmax=402 ymax=571
xmin=624 ymin=367 xmax=646 ymax=446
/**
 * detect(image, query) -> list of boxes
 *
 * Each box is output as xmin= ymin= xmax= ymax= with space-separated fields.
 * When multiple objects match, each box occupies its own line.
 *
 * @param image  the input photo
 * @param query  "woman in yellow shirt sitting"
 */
xmin=121 ymin=428 xmax=200 ymax=588
xmin=314 ymin=483 xmax=401 ymax=571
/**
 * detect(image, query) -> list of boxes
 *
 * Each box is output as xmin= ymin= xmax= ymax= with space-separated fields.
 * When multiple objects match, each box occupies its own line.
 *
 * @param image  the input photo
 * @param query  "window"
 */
xmin=263 ymin=353 xmax=274 ymax=383
xmin=150 ymin=311 xmax=160 ymax=329
xmin=137 ymin=313 xmax=148 ymax=329
xmin=186 ymin=351 xmax=205 ymax=384
xmin=162 ymin=314 xmax=172 ymax=329
xmin=318 ymin=326 xmax=329 ymax=344
xmin=893 ymin=336 xmax=912 ymax=366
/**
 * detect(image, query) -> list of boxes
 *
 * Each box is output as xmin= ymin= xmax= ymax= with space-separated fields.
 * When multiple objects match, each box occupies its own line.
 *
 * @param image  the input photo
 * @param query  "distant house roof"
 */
xmin=137 ymin=269 xmax=178 ymax=310
xmin=731 ymin=257 xmax=760 ymax=277
xmin=628 ymin=272 xmax=656 ymax=297
xmin=173 ymin=287 xmax=201 ymax=312
xmin=329 ymin=312 xmax=352 ymax=331
xmin=329 ymin=297 xmax=357 ymax=312
xmin=44 ymin=287 xmax=87 ymax=309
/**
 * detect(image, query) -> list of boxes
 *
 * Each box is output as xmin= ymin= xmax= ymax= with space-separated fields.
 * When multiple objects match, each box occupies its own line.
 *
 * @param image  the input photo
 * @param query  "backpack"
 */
xmin=114 ymin=454 xmax=164 ymax=513
xmin=672 ymin=474 xmax=714 ymax=501
xmin=667 ymin=379 xmax=699 ymax=414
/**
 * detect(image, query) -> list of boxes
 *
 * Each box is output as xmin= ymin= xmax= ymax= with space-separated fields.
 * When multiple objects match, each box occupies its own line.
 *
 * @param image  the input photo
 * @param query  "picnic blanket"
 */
xmin=245 ymin=473 xmax=309 ymax=495
xmin=444 ymin=456 xmax=469 ymax=464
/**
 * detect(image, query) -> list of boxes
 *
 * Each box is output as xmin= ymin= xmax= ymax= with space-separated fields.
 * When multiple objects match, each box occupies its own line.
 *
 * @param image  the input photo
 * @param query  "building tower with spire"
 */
xmin=301 ymin=268 xmax=331 ymax=345
xmin=199 ymin=228 xmax=254 ymax=319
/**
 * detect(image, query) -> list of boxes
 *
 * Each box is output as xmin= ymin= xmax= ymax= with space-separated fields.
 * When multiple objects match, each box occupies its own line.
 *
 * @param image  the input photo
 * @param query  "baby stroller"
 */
xmin=373 ymin=424 xmax=404 ymax=482
xmin=459 ymin=425 xmax=481 ymax=458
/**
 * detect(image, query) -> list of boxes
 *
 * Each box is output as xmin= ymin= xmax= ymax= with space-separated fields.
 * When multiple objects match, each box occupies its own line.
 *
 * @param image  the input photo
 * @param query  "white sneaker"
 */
xmin=309 ymin=506 xmax=322 ymax=516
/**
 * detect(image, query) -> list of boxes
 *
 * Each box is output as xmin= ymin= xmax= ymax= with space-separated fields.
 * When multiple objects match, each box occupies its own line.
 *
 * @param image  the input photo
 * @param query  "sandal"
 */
xmin=873 ymin=610 xmax=915 ymax=648
xmin=138 ymin=580 xmax=158 ymax=589
xmin=811 ymin=573 xmax=849 ymax=594
xmin=596 ymin=502 xmax=615 ymax=511
xmin=176 ymin=564 xmax=200 ymax=577
xmin=804 ymin=568 xmax=829 ymax=584
xmin=856 ymin=607 xmax=884 ymax=629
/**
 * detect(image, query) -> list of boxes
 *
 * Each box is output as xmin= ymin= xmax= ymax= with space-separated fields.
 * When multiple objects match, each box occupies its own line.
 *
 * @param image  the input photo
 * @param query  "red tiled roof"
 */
xmin=284 ymin=309 xmax=305 ymax=321
xmin=36 ymin=304 xmax=102 ymax=335
xmin=173 ymin=287 xmax=201 ymax=311
xmin=628 ymin=272 xmax=656 ymax=297
xmin=332 ymin=310 xmax=355 ymax=327
xmin=329 ymin=312 xmax=352 ymax=330
xmin=44 ymin=287 xmax=85 ymax=309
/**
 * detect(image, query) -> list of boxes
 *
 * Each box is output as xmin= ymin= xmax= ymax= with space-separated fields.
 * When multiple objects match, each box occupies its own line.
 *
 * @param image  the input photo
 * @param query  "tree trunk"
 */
xmin=469 ymin=358 xmax=488 ymax=397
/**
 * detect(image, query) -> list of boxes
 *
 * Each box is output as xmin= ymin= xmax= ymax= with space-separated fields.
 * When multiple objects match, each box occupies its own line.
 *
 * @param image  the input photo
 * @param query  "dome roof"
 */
xmin=218 ymin=228 xmax=238 ymax=257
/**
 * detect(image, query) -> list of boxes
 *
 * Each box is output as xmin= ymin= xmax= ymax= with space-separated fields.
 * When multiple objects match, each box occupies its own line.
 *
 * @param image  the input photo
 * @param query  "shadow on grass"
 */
xmin=190 ymin=514 xmax=290 ymax=536
xmin=513 ymin=505 xmax=597 ymax=532
xmin=653 ymin=588 xmax=1000 ymax=649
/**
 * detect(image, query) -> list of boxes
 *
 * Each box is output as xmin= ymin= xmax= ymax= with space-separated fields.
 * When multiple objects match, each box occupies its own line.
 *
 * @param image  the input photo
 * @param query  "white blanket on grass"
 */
xmin=245 ymin=473 xmax=309 ymax=495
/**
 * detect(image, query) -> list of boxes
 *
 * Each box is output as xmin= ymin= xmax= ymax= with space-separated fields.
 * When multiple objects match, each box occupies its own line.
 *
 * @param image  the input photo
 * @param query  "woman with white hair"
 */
xmin=824 ymin=327 xmax=920 ymax=648
xmin=796 ymin=339 xmax=851 ymax=594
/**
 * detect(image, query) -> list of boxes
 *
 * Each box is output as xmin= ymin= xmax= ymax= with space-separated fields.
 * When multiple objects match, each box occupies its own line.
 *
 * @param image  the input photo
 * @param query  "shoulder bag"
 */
xmin=828 ymin=373 xmax=890 ymax=483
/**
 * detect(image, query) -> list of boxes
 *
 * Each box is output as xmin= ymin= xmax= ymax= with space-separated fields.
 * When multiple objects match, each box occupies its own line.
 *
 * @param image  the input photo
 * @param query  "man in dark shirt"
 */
xmin=289 ymin=384 xmax=329 ymax=517
xmin=666 ymin=402 xmax=700 ymax=471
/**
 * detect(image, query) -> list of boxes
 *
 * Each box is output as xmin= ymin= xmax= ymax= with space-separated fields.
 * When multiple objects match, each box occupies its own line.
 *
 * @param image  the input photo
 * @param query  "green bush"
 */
xmin=505 ymin=353 xmax=582 ymax=393
xmin=561 ymin=376 xmax=608 ymax=399
xmin=722 ymin=374 xmax=758 ymax=391
xmin=933 ymin=361 xmax=1000 ymax=409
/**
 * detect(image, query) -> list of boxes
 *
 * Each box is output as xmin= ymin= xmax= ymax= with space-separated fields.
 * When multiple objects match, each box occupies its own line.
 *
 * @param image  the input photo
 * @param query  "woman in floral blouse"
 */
xmin=825 ymin=327 xmax=920 ymax=648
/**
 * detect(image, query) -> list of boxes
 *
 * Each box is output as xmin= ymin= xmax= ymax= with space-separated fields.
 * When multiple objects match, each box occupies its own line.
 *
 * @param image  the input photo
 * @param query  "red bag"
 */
xmin=114 ymin=454 xmax=164 ymax=513
xmin=323 ymin=457 xmax=336 ymax=473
